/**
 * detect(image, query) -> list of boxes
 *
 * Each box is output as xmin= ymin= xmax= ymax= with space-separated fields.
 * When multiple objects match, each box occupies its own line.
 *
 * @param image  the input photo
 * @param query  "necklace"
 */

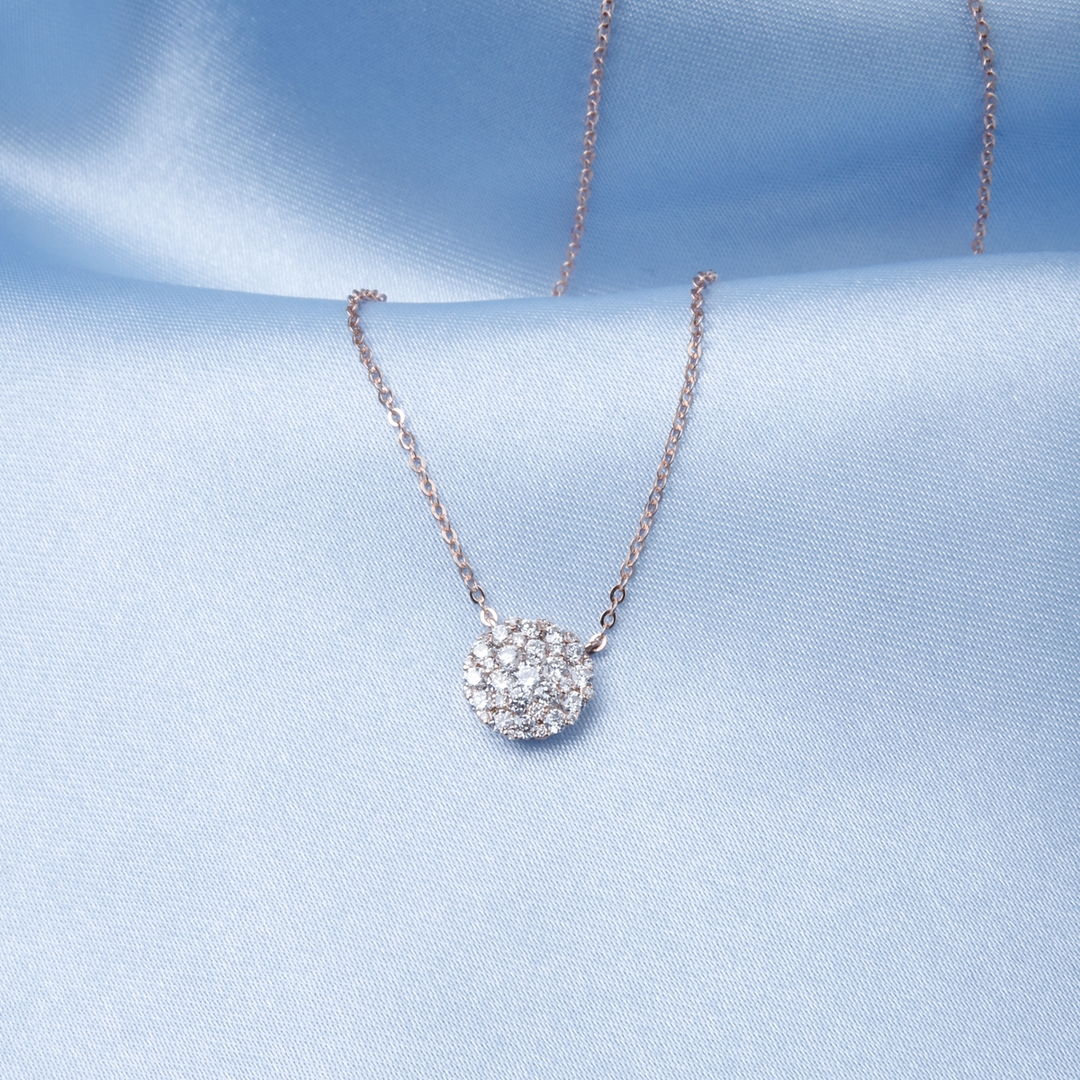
xmin=342 ymin=2 xmax=999 ymax=741
xmin=347 ymin=271 xmax=715 ymax=739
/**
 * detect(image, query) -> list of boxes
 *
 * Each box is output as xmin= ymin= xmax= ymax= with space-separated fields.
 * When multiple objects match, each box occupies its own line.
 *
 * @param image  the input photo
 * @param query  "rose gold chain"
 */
xmin=553 ymin=0 xmax=990 ymax=279
xmin=347 ymin=273 xmax=716 ymax=642
xmin=346 ymin=5 xmax=994 ymax=641
xmin=583 ymin=271 xmax=716 ymax=653
xmin=550 ymin=0 xmax=990 ymax=281
xmin=969 ymin=0 xmax=998 ymax=254
xmin=347 ymin=289 xmax=499 ymax=627
xmin=552 ymin=0 xmax=615 ymax=297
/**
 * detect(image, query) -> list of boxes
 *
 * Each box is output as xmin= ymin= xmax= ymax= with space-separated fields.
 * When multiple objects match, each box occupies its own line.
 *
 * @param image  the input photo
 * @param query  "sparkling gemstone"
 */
xmin=526 ymin=700 xmax=553 ymax=730
xmin=516 ymin=664 xmax=540 ymax=690
xmin=534 ymin=682 xmax=558 ymax=705
xmin=489 ymin=668 xmax=513 ymax=691
xmin=462 ymin=619 xmax=594 ymax=740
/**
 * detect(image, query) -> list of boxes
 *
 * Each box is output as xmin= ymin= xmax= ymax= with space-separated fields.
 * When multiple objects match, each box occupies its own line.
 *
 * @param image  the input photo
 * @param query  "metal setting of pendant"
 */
xmin=462 ymin=617 xmax=594 ymax=740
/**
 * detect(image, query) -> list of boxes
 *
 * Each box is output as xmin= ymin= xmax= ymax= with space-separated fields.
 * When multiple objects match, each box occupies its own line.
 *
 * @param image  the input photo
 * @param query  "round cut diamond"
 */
xmin=462 ymin=617 xmax=595 ymax=739
xmin=489 ymin=667 xmax=513 ymax=691
xmin=516 ymin=664 xmax=540 ymax=690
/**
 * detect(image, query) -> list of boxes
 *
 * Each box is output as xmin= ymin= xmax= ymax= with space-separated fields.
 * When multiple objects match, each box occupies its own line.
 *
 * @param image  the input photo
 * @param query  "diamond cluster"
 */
xmin=462 ymin=618 xmax=594 ymax=739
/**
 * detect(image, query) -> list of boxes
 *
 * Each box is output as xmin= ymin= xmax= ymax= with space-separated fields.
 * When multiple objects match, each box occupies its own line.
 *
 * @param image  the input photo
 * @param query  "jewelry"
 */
xmin=552 ymin=0 xmax=614 ymax=296
xmin=968 ymin=1 xmax=998 ymax=254
xmin=341 ymin=3 xmax=999 ymax=742
xmin=346 ymin=271 xmax=716 ymax=740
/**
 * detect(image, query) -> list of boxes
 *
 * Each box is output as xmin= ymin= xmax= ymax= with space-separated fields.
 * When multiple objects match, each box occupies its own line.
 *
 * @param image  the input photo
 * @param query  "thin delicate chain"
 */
xmin=584 ymin=271 xmax=717 ymax=653
xmin=346 ymin=5 xmax=991 ymax=644
xmin=552 ymin=0 xmax=615 ymax=297
xmin=551 ymin=1 xmax=992 ymax=281
xmin=347 ymin=273 xmax=716 ymax=642
xmin=969 ymin=1 xmax=998 ymax=254
xmin=347 ymin=289 xmax=498 ymax=627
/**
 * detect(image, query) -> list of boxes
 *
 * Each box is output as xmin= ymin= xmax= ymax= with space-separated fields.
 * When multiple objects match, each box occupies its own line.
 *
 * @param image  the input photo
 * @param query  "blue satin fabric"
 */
xmin=1 ymin=3 xmax=1078 ymax=1079
xmin=1 ymin=0 xmax=1078 ymax=299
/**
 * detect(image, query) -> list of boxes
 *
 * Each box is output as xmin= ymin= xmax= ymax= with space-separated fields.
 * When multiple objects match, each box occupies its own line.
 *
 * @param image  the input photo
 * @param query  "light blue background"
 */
xmin=1 ymin=2 xmax=1078 ymax=1078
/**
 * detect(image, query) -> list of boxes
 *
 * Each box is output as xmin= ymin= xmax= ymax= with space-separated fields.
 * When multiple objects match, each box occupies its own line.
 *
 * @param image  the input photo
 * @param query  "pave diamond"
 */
xmin=516 ymin=664 xmax=540 ymax=690
xmin=462 ymin=617 xmax=595 ymax=740
xmin=489 ymin=667 xmax=513 ymax=691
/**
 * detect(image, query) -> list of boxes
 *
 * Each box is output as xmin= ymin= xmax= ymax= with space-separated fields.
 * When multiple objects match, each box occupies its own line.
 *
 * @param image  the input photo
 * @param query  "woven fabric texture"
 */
xmin=1 ymin=2 xmax=1078 ymax=1078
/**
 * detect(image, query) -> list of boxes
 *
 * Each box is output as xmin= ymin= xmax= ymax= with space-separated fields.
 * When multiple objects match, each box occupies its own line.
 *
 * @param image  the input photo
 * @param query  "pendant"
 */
xmin=462 ymin=617 xmax=594 ymax=739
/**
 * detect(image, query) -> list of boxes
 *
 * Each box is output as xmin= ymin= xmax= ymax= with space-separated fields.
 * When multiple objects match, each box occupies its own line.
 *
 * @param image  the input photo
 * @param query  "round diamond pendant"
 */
xmin=462 ymin=617 xmax=594 ymax=739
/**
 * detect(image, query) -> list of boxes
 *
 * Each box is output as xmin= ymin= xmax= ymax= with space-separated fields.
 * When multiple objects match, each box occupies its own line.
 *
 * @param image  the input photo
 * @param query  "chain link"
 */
xmin=969 ymin=1 xmax=998 ymax=255
xmin=552 ymin=0 xmax=615 ymax=297
xmin=348 ymin=273 xmax=716 ymax=646
xmin=347 ymin=4 xmax=991 ymax=648
xmin=346 ymin=289 xmax=498 ymax=627
xmin=584 ymin=271 xmax=717 ymax=654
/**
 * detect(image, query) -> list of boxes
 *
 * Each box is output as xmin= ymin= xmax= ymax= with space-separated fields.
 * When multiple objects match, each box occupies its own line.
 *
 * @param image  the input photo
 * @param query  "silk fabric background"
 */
xmin=1 ymin=2 xmax=1078 ymax=1078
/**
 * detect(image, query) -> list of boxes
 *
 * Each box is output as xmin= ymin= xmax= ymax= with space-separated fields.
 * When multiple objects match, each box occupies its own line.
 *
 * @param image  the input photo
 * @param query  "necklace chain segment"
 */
xmin=348 ymin=272 xmax=714 ymax=738
xmin=346 ymin=2 xmax=1000 ymax=738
